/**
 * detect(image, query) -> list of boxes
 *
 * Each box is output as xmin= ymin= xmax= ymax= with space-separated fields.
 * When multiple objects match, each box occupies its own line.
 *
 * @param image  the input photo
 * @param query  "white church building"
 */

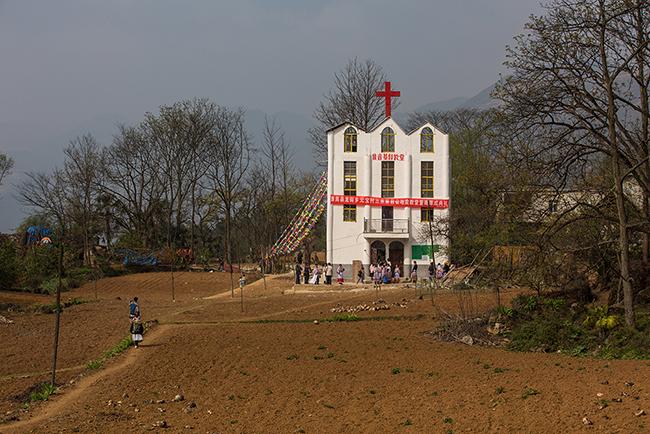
xmin=325 ymin=84 xmax=450 ymax=278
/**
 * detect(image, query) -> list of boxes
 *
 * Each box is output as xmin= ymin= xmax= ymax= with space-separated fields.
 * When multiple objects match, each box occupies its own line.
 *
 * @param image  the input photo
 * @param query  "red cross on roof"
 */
xmin=375 ymin=81 xmax=400 ymax=118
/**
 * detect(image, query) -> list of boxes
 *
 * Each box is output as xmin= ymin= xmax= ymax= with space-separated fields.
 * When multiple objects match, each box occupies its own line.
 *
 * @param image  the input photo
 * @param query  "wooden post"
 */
xmin=50 ymin=240 xmax=64 ymax=386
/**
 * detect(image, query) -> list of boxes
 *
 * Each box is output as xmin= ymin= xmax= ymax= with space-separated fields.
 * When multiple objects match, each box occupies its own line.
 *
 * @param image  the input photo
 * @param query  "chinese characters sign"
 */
xmin=330 ymin=195 xmax=449 ymax=208
xmin=372 ymin=153 xmax=405 ymax=161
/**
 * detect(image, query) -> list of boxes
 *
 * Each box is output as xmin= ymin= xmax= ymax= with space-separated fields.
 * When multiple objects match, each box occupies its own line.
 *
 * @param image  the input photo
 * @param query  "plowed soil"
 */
xmin=1 ymin=272 xmax=648 ymax=433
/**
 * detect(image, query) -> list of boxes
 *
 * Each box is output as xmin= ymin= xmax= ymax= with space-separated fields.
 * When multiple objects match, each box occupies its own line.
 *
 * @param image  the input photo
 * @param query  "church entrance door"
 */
xmin=370 ymin=240 xmax=386 ymax=264
xmin=388 ymin=241 xmax=404 ymax=273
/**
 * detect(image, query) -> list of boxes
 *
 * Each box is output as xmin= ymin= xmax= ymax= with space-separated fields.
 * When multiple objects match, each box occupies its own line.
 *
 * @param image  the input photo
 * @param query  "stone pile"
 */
xmin=330 ymin=299 xmax=409 ymax=313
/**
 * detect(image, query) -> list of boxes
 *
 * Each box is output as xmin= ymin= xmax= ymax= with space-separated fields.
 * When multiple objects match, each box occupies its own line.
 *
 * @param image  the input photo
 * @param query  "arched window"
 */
xmin=420 ymin=127 xmax=434 ymax=153
xmin=381 ymin=127 xmax=395 ymax=152
xmin=344 ymin=127 xmax=357 ymax=152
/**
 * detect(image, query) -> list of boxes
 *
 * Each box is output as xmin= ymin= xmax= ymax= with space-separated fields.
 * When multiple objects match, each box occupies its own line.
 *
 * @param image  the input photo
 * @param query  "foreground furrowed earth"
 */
xmin=0 ymin=272 xmax=648 ymax=433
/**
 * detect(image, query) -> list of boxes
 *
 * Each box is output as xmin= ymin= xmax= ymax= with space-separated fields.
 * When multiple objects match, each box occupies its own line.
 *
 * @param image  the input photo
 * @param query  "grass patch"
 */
xmin=495 ymin=386 xmax=506 ymax=394
xmin=391 ymin=367 xmax=401 ymax=375
xmin=28 ymin=382 xmax=56 ymax=402
xmin=86 ymin=359 xmax=103 ymax=370
xmin=286 ymin=354 xmax=299 ymax=360
xmin=443 ymin=417 xmax=454 ymax=424
xmin=521 ymin=387 xmax=540 ymax=399
xmin=33 ymin=298 xmax=88 ymax=314
xmin=86 ymin=334 xmax=136 ymax=370
xmin=325 ymin=313 xmax=360 ymax=322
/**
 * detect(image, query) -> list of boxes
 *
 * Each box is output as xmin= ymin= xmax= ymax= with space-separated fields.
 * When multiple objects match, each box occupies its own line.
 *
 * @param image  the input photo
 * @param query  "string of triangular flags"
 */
xmin=268 ymin=172 xmax=327 ymax=258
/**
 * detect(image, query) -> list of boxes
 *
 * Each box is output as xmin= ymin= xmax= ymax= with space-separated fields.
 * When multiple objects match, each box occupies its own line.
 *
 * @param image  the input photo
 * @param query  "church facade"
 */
xmin=325 ymin=102 xmax=450 ymax=278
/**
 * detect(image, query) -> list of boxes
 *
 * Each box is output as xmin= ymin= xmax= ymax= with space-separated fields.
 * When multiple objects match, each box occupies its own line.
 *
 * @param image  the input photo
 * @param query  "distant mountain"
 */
xmin=413 ymin=83 xmax=498 ymax=113
xmin=412 ymin=96 xmax=470 ymax=113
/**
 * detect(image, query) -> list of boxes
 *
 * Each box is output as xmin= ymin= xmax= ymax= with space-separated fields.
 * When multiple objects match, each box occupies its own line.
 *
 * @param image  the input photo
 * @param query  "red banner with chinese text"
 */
xmin=330 ymin=195 xmax=449 ymax=209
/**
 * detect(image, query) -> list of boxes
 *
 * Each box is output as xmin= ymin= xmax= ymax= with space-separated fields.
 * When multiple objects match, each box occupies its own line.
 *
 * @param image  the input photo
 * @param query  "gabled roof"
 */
xmin=368 ymin=116 xmax=408 ymax=135
xmin=326 ymin=118 xmax=447 ymax=136
xmin=326 ymin=121 xmax=366 ymax=134
xmin=408 ymin=121 xmax=448 ymax=136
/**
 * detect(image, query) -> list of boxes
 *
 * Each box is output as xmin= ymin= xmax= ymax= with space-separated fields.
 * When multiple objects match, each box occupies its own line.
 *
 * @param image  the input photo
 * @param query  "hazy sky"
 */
xmin=0 ymin=0 xmax=543 ymax=230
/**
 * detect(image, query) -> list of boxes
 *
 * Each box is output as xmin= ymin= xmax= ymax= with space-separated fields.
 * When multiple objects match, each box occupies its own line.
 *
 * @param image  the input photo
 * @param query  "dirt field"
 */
xmin=1 ymin=272 xmax=648 ymax=433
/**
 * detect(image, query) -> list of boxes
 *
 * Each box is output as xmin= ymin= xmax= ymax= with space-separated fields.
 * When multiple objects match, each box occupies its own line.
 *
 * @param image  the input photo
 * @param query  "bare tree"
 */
xmin=143 ymin=98 xmax=216 ymax=247
xmin=309 ymin=58 xmax=394 ymax=163
xmin=0 ymin=152 xmax=14 ymax=186
xmin=205 ymin=106 xmax=251 ymax=295
xmin=102 ymin=125 xmax=165 ymax=248
xmin=64 ymin=134 xmax=102 ymax=266
xmin=495 ymin=0 xmax=650 ymax=326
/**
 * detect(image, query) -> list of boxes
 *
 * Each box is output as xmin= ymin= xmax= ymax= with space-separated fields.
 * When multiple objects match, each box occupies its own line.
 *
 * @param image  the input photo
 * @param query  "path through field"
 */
xmin=1 ymin=272 xmax=648 ymax=433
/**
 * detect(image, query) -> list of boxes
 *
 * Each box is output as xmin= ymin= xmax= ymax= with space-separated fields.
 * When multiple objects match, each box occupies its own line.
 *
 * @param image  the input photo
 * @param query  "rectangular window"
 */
xmin=343 ymin=161 xmax=357 ymax=222
xmin=381 ymin=161 xmax=395 ymax=198
xmin=421 ymin=207 xmax=434 ymax=222
xmin=343 ymin=204 xmax=357 ymax=222
xmin=421 ymin=161 xmax=434 ymax=198
xmin=343 ymin=161 xmax=357 ymax=196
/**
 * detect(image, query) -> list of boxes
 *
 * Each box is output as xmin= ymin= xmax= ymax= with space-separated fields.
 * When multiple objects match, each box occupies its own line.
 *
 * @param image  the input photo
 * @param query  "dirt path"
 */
xmin=5 ymin=325 xmax=171 ymax=432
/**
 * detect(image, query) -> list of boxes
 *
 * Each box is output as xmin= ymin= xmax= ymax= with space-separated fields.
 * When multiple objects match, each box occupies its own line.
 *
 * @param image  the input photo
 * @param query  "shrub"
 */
xmin=29 ymin=382 xmax=56 ymax=402
xmin=0 ymin=240 xmax=19 ymax=290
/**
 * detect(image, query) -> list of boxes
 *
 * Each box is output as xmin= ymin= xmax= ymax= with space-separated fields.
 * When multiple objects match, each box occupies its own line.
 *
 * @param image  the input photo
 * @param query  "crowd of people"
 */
xmin=294 ymin=259 xmax=451 ymax=286
xmin=294 ymin=262 xmax=345 ymax=285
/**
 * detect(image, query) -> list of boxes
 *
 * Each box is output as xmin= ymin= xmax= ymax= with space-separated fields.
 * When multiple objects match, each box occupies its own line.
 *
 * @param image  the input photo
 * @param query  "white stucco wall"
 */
xmin=326 ymin=118 xmax=450 ymax=276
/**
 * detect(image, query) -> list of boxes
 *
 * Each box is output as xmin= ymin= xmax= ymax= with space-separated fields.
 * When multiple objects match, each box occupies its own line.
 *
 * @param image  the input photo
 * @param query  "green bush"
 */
xmin=39 ymin=277 xmax=76 ymax=294
xmin=504 ymin=295 xmax=650 ymax=359
xmin=21 ymin=247 xmax=59 ymax=290
xmin=0 ymin=240 xmax=19 ymax=290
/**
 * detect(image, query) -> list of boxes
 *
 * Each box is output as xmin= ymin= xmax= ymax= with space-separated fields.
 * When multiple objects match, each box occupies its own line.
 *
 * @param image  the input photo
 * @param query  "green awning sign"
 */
xmin=412 ymin=244 xmax=439 ymax=260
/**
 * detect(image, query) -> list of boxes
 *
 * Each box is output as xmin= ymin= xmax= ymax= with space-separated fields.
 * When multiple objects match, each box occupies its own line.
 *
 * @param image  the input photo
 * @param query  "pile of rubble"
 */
xmin=330 ymin=299 xmax=409 ymax=313
xmin=0 ymin=315 xmax=14 ymax=324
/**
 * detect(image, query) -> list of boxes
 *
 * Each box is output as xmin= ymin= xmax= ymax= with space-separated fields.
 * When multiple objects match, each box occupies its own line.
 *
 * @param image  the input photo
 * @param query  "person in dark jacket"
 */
xmin=295 ymin=263 xmax=302 ymax=284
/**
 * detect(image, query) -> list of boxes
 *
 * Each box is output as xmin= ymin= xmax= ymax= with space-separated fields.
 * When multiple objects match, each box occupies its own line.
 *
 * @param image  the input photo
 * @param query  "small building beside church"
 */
xmin=325 ymin=102 xmax=450 ymax=278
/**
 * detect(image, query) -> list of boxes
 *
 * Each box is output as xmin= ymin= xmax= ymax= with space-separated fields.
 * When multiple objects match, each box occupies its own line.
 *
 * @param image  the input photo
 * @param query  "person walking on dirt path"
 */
xmin=129 ymin=297 xmax=140 ymax=321
xmin=336 ymin=264 xmax=345 ymax=284
xmin=130 ymin=317 xmax=144 ymax=348
xmin=394 ymin=265 xmax=401 ymax=283
xmin=411 ymin=261 xmax=418 ymax=284
xmin=428 ymin=262 xmax=435 ymax=281
xmin=295 ymin=263 xmax=302 ymax=284
xmin=129 ymin=297 xmax=143 ymax=348
xmin=325 ymin=263 xmax=333 ymax=285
